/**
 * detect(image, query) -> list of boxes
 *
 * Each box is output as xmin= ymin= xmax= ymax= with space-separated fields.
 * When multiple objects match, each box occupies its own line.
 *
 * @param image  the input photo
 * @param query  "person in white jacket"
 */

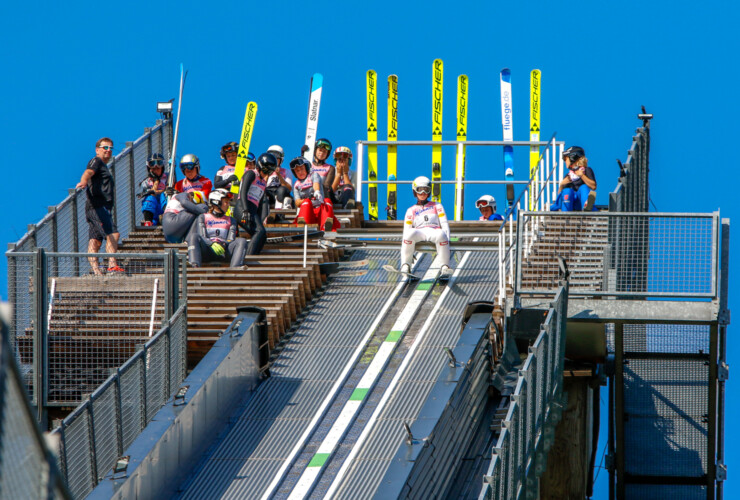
xmin=400 ymin=176 xmax=451 ymax=276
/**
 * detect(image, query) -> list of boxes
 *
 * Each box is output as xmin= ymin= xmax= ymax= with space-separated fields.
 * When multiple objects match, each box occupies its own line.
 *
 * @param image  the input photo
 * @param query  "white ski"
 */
xmin=382 ymin=264 xmax=419 ymax=280
xmin=303 ymin=73 xmax=323 ymax=161
xmin=167 ymin=64 xmax=187 ymax=191
xmin=500 ymin=68 xmax=514 ymax=207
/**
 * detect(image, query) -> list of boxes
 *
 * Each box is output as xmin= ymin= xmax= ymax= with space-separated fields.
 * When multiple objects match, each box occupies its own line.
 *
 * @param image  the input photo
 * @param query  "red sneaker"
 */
xmin=107 ymin=265 xmax=125 ymax=274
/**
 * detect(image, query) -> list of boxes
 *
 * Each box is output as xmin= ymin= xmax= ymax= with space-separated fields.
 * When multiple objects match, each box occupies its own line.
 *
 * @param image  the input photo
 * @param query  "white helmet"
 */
xmin=209 ymin=188 xmax=230 ymax=207
xmin=267 ymin=145 xmax=284 ymax=160
xmin=476 ymin=194 xmax=497 ymax=212
xmin=412 ymin=176 xmax=432 ymax=195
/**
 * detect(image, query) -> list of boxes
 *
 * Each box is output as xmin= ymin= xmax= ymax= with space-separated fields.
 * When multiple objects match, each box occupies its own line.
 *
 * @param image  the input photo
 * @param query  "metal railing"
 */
xmin=610 ymin=123 xmax=650 ymax=213
xmin=6 ymin=118 xmax=173 ymax=283
xmin=48 ymin=303 xmax=187 ymax=500
xmin=479 ymin=282 xmax=569 ymax=500
xmin=354 ymin=139 xmax=565 ymax=221
xmin=0 ymin=302 xmax=72 ymax=500
xmin=6 ymin=250 xmax=185 ymax=411
xmin=514 ymin=212 xmax=719 ymax=299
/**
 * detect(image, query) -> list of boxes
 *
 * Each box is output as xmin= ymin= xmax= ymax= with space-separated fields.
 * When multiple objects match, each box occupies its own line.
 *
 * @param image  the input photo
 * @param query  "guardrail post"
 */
xmin=356 ymin=142 xmax=364 ymax=203
xmin=164 ymin=250 xmax=175 ymax=321
xmin=127 ymin=141 xmax=136 ymax=235
xmin=86 ymin=401 xmax=98 ymax=490
xmin=69 ymin=189 xmax=80 ymax=276
xmin=33 ymin=248 xmax=48 ymax=425
xmin=7 ymin=246 xmax=17 ymax=350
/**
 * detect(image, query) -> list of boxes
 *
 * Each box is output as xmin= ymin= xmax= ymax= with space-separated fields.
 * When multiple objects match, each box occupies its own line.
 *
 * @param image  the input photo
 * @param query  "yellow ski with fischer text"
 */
xmin=431 ymin=58 xmax=443 ymax=202
xmin=455 ymin=74 xmax=468 ymax=220
xmin=529 ymin=70 xmax=541 ymax=210
xmin=232 ymin=101 xmax=258 ymax=195
xmin=366 ymin=70 xmax=379 ymax=220
xmin=387 ymin=75 xmax=398 ymax=220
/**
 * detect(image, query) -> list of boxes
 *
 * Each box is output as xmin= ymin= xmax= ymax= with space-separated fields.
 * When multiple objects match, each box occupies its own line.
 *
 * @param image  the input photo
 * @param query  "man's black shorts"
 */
xmin=86 ymin=204 xmax=118 ymax=241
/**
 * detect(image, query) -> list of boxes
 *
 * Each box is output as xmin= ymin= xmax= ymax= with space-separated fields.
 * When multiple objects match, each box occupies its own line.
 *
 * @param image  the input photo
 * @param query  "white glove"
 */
xmin=311 ymin=191 xmax=322 ymax=207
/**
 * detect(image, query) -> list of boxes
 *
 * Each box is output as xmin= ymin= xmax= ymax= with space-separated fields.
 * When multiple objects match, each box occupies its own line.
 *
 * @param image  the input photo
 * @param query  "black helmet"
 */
xmin=562 ymin=146 xmax=585 ymax=162
xmin=315 ymin=138 xmax=332 ymax=156
xmin=147 ymin=153 xmax=165 ymax=169
xmin=220 ymin=141 xmax=239 ymax=159
xmin=257 ymin=152 xmax=278 ymax=175
xmin=289 ymin=156 xmax=312 ymax=178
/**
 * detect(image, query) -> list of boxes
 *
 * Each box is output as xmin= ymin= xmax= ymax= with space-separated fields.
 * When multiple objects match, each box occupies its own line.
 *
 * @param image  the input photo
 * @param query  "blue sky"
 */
xmin=1 ymin=1 xmax=737 ymax=497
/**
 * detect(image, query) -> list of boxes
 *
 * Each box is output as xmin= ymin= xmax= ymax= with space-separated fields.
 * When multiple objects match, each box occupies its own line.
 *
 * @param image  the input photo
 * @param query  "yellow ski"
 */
xmin=232 ymin=101 xmax=258 ymax=195
xmin=455 ymin=74 xmax=468 ymax=220
xmin=529 ymin=69 xmax=541 ymax=209
xmin=387 ymin=75 xmax=398 ymax=220
xmin=366 ymin=70 xmax=379 ymax=220
xmin=431 ymin=58 xmax=443 ymax=202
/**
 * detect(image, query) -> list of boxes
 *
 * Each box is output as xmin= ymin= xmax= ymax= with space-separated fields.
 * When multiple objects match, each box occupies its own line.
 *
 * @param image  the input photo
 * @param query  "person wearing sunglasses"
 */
xmin=76 ymin=137 xmax=122 ymax=274
xmin=173 ymin=153 xmax=213 ymax=201
xmin=331 ymin=146 xmax=357 ymax=209
xmin=550 ymin=146 xmax=597 ymax=212
xmin=476 ymin=195 xmax=504 ymax=221
xmin=213 ymin=142 xmax=241 ymax=191
xmin=139 ymin=153 xmax=169 ymax=226
xmin=399 ymin=176 xmax=452 ymax=277
xmin=187 ymin=189 xmax=247 ymax=268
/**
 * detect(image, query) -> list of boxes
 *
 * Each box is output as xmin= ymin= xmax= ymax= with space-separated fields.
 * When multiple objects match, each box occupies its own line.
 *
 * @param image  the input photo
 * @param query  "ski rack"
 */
xmin=354 ymin=139 xmax=565 ymax=221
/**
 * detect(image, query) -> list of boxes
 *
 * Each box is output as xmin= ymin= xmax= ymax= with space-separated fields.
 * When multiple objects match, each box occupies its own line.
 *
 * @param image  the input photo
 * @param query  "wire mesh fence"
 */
xmin=610 ymin=124 xmax=650 ymax=213
xmin=50 ymin=303 xmax=187 ymax=500
xmin=515 ymin=212 xmax=719 ymax=298
xmin=7 ymin=250 xmax=185 ymax=407
xmin=479 ymin=283 xmax=569 ymax=500
xmin=0 ymin=303 xmax=71 ymax=500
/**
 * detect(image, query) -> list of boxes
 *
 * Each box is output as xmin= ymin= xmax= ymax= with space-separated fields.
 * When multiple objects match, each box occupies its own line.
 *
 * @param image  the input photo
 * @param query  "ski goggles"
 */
xmin=222 ymin=145 xmax=238 ymax=154
xmin=181 ymin=163 xmax=198 ymax=170
xmin=147 ymin=159 xmax=165 ymax=167
xmin=246 ymin=153 xmax=256 ymax=163
xmin=476 ymin=199 xmax=493 ymax=209
xmin=413 ymin=186 xmax=431 ymax=195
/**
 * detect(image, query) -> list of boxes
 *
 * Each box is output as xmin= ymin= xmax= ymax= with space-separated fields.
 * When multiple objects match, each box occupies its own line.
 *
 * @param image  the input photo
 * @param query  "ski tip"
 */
xmin=501 ymin=68 xmax=511 ymax=81
xmin=367 ymin=69 xmax=376 ymax=77
xmin=311 ymin=73 xmax=323 ymax=88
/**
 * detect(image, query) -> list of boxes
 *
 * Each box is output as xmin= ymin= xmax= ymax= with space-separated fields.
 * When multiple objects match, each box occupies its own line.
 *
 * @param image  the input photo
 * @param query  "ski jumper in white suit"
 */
xmin=401 ymin=201 xmax=451 ymax=268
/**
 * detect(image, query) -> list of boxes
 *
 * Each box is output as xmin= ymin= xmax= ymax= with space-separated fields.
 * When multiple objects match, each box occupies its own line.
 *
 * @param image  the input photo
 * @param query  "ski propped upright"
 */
xmin=500 ymin=68 xmax=514 ymax=208
xmin=366 ymin=70 xmax=379 ymax=220
xmin=455 ymin=74 xmax=468 ymax=220
xmin=232 ymin=101 xmax=258 ymax=195
xmin=303 ymin=73 xmax=323 ymax=161
xmin=529 ymin=69 xmax=541 ymax=210
xmin=167 ymin=64 xmax=188 ymax=192
xmin=431 ymin=58 xmax=444 ymax=202
xmin=387 ymin=75 xmax=398 ymax=220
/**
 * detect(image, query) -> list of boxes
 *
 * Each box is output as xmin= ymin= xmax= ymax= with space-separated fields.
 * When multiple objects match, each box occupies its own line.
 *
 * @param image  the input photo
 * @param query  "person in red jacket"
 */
xmin=171 ymin=153 xmax=212 ymax=200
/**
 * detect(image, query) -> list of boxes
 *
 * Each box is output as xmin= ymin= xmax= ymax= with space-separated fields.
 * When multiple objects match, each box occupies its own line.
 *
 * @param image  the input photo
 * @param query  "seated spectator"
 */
xmin=331 ymin=146 xmax=356 ymax=209
xmin=265 ymin=144 xmax=295 ymax=213
xmin=234 ymin=153 xmax=278 ymax=256
xmin=187 ymin=189 xmax=247 ymax=268
xmin=162 ymin=190 xmax=207 ymax=243
xmin=139 ymin=153 xmax=168 ymax=226
xmin=550 ymin=146 xmax=597 ymax=212
xmin=290 ymin=156 xmax=339 ymax=232
xmin=213 ymin=142 xmax=239 ymax=191
xmin=170 ymin=154 xmax=213 ymax=200
xmin=311 ymin=138 xmax=337 ymax=203
xmin=476 ymin=195 xmax=504 ymax=221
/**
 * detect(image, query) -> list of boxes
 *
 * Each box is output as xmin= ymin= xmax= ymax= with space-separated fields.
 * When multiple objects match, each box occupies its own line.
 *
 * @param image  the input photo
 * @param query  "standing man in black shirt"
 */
xmin=76 ymin=137 xmax=122 ymax=274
